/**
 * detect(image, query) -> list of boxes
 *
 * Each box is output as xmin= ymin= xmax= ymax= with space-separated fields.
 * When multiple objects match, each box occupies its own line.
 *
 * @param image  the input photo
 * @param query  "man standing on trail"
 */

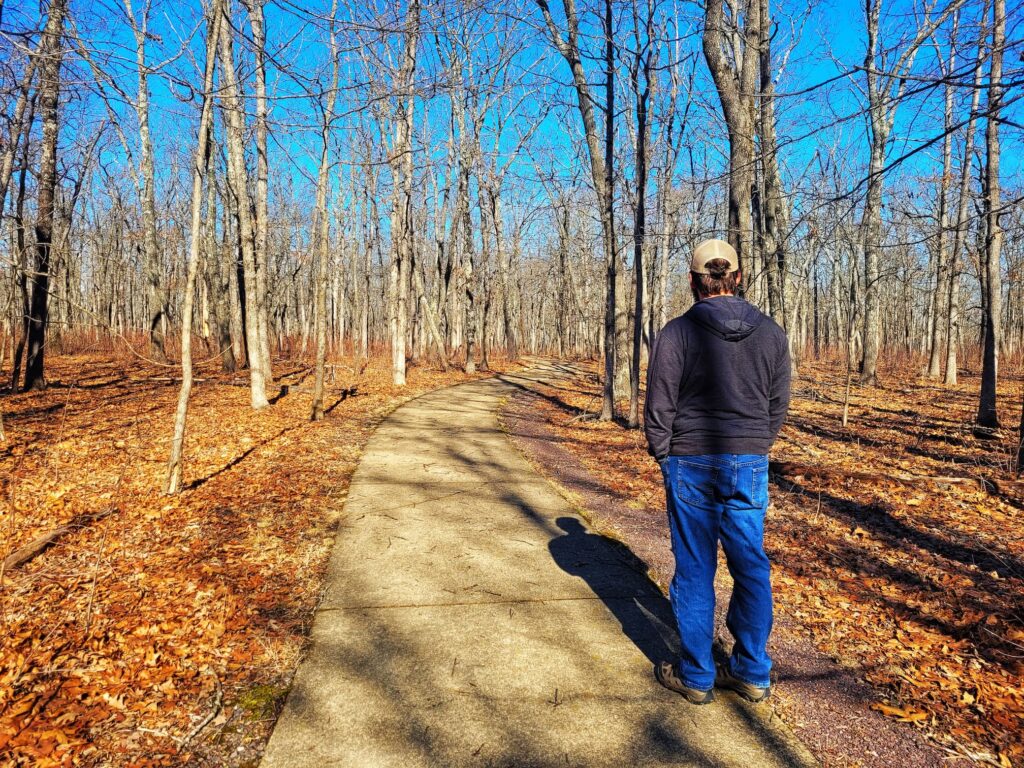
xmin=644 ymin=239 xmax=791 ymax=705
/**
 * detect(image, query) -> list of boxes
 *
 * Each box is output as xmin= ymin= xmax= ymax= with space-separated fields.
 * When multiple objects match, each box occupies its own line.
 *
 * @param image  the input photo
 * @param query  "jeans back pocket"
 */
xmin=740 ymin=462 xmax=769 ymax=509
xmin=674 ymin=460 xmax=720 ymax=510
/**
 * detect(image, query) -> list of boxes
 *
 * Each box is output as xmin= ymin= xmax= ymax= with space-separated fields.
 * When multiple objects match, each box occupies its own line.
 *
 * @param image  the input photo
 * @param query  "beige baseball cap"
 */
xmin=691 ymin=239 xmax=739 ymax=274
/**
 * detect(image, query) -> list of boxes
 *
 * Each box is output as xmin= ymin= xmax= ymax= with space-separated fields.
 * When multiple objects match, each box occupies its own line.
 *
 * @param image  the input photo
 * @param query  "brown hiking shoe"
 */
xmin=715 ymin=665 xmax=771 ymax=703
xmin=655 ymin=661 xmax=715 ymax=705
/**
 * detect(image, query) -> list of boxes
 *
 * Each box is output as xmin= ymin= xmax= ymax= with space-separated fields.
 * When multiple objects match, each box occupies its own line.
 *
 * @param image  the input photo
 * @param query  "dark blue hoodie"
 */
xmin=644 ymin=296 xmax=791 ymax=459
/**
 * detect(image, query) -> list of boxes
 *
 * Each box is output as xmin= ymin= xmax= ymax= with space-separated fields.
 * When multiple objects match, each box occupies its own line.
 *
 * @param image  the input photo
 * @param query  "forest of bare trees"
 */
xmin=4 ymin=4 xmax=1024 ymax=764
xmin=0 ymin=0 xmax=1021 ymax=468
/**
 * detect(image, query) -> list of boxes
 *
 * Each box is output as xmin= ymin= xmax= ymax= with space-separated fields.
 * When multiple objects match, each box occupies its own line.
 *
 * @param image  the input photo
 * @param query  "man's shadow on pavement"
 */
xmin=547 ymin=516 xmax=680 ymax=668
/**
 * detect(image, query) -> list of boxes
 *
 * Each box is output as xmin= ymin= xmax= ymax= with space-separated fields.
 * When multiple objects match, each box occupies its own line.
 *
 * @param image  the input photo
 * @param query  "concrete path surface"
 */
xmin=261 ymin=366 xmax=818 ymax=768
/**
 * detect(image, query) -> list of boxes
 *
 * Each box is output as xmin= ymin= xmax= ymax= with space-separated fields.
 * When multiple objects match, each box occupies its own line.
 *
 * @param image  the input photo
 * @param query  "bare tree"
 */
xmin=216 ymin=0 xmax=269 ymax=409
xmin=243 ymin=0 xmax=274 ymax=385
xmin=944 ymin=0 xmax=989 ymax=386
xmin=312 ymin=0 xmax=340 ymax=421
xmin=924 ymin=13 xmax=959 ymax=379
xmin=976 ymin=0 xmax=1004 ymax=431
xmin=627 ymin=0 xmax=655 ymax=428
xmin=23 ymin=0 xmax=68 ymax=391
xmin=702 ymin=0 xmax=760 ymax=285
xmin=858 ymin=0 xmax=964 ymax=385
xmin=121 ymin=0 xmax=168 ymax=362
xmin=536 ymin=0 xmax=618 ymax=420
xmin=0 ymin=51 xmax=36 ymax=223
xmin=167 ymin=0 xmax=222 ymax=494
xmin=386 ymin=0 xmax=420 ymax=387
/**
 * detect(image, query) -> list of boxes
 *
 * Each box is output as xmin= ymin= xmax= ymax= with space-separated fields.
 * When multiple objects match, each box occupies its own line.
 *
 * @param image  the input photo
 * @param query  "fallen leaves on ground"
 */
xmin=0 ymin=352 xmax=509 ymax=766
xmin=524 ymin=357 xmax=1024 ymax=767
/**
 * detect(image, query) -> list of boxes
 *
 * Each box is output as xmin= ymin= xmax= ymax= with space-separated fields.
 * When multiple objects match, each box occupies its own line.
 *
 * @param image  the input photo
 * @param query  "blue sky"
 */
xmin=4 ymin=0 xmax=1020 ymax=247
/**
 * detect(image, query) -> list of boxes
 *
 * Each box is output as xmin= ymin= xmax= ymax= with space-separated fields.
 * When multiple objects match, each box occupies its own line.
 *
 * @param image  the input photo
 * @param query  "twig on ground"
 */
xmin=181 ymin=675 xmax=223 ymax=749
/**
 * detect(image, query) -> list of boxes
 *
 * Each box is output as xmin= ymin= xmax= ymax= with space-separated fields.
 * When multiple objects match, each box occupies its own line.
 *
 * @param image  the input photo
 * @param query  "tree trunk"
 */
xmin=945 ymin=0 xmax=988 ymax=385
xmin=536 ymin=0 xmax=617 ymax=419
xmin=389 ymin=0 xmax=419 ymax=387
xmin=207 ymin=136 xmax=236 ymax=372
xmin=926 ymin=15 xmax=958 ymax=379
xmin=460 ymin=164 xmax=477 ymax=374
xmin=602 ymin=0 xmax=618 ymax=419
xmin=486 ymin=185 xmax=517 ymax=360
xmin=703 ymin=0 xmax=760 ymax=283
xmin=859 ymin=141 xmax=884 ymax=385
xmin=217 ymin=0 xmax=269 ymax=408
xmin=125 ymin=0 xmax=168 ymax=362
xmin=758 ymin=0 xmax=787 ymax=328
xmin=311 ymin=1 xmax=340 ymax=421
xmin=976 ymin=0 xmax=1004 ymax=430
xmin=0 ymin=50 xmax=37 ymax=226
xmin=244 ymin=0 xmax=274 ymax=384
xmin=24 ymin=0 xmax=67 ymax=391
xmin=628 ymin=12 xmax=653 ymax=429
xmin=10 ymin=101 xmax=33 ymax=391
xmin=167 ymin=0 xmax=221 ymax=494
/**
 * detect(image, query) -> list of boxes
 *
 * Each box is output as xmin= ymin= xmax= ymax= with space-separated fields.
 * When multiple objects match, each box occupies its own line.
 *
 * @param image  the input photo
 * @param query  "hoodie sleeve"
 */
xmin=644 ymin=322 xmax=685 ymax=461
xmin=769 ymin=333 xmax=792 ymax=440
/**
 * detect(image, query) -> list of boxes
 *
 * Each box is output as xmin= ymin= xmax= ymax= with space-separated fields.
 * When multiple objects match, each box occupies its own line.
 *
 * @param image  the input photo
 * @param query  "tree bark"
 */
xmin=536 ymin=0 xmax=617 ymax=420
xmin=311 ymin=0 xmax=340 ymax=421
xmin=217 ymin=0 xmax=269 ymax=408
xmin=926 ymin=14 xmax=958 ymax=378
xmin=244 ymin=0 xmax=274 ymax=384
xmin=945 ymin=0 xmax=989 ymax=386
xmin=24 ymin=0 xmax=67 ymax=391
xmin=0 ymin=51 xmax=37 ymax=223
xmin=976 ymin=0 xmax=1004 ymax=430
xmin=124 ymin=0 xmax=168 ymax=362
xmin=388 ymin=0 xmax=420 ymax=387
xmin=9 ymin=96 xmax=34 ymax=392
xmin=628 ymin=5 xmax=654 ymax=429
xmin=167 ymin=0 xmax=221 ymax=494
xmin=703 ymin=0 xmax=760 ymax=283
xmin=602 ymin=0 xmax=618 ymax=419
xmin=758 ymin=0 xmax=787 ymax=328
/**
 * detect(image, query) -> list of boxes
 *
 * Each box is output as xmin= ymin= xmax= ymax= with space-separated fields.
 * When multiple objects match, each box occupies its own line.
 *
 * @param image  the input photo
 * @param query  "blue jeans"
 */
xmin=660 ymin=454 xmax=773 ymax=691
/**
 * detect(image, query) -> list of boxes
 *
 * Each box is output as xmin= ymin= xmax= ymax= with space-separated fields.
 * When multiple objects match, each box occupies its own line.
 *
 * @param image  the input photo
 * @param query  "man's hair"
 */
xmin=691 ymin=258 xmax=740 ymax=298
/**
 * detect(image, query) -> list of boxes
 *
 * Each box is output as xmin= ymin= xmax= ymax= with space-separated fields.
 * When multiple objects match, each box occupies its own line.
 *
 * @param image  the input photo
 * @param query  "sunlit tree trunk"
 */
xmin=244 ymin=0 xmax=274 ymax=384
xmin=926 ymin=14 xmax=959 ymax=379
xmin=703 ymin=0 xmax=760 ymax=286
xmin=944 ymin=0 xmax=988 ymax=386
xmin=536 ymin=0 xmax=617 ymax=420
xmin=311 ymin=0 xmax=340 ymax=421
xmin=758 ymin=0 xmax=787 ymax=328
xmin=217 ymin=0 xmax=269 ymax=408
xmin=627 ymin=1 xmax=654 ymax=429
xmin=123 ymin=0 xmax=168 ymax=362
xmin=167 ymin=0 xmax=222 ymax=493
xmin=0 ymin=50 xmax=36 ymax=227
xmin=388 ymin=0 xmax=420 ymax=386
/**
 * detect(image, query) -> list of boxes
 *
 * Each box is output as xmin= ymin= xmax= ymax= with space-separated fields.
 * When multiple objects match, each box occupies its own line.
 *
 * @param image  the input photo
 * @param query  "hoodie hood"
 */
xmin=686 ymin=295 xmax=764 ymax=342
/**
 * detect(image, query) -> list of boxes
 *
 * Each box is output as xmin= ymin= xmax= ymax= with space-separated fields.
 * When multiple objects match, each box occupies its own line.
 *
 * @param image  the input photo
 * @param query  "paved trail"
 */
xmin=261 ymin=367 xmax=818 ymax=768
